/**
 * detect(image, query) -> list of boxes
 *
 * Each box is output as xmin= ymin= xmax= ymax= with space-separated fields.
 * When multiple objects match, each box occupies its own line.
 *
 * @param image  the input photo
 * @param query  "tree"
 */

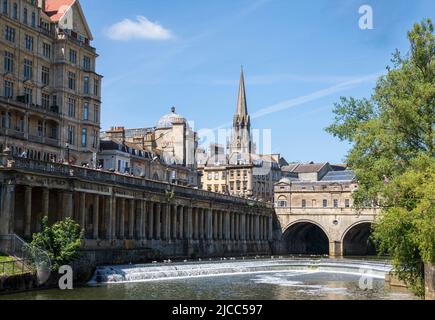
xmin=326 ymin=19 xmax=434 ymax=298
xmin=31 ymin=217 xmax=84 ymax=271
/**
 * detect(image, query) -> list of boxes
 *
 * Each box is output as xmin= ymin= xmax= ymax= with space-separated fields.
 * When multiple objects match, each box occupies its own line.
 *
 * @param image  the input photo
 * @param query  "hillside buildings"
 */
xmin=0 ymin=0 xmax=102 ymax=165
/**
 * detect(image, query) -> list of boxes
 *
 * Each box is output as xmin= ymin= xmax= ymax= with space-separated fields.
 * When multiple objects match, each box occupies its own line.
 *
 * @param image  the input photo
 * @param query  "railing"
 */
xmin=2 ymin=156 xmax=273 ymax=209
xmin=0 ymin=97 xmax=61 ymax=118
xmin=0 ymin=235 xmax=51 ymax=282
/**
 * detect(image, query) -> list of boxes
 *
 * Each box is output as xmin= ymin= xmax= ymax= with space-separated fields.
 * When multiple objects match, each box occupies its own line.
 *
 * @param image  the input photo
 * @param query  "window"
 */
xmin=81 ymin=128 xmax=87 ymax=147
xmin=207 ymin=172 xmax=212 ymax=180
xmin=68 ymin=72 xmax=76 ymax=90
xmin=312 ymin=199 xmax=317 ymax=207
xmin=69 ymin=49 xmax=77 ymax=64
xmin=23 ymin=59 xmax=33 ymax=80
xmin=4 ymin=51 xmax=13 ymax=73
xmin=67 ymin=98 xmax=76 ymax=118
xmin=221 ymin=172 xmax=226 ymax=179
xmin=277 ymin=199 xmax=287 ymax=207
xmin=214 ymin=172 xmax=219 ymax=180
xmin=236 ymin=181 xmax=241 ymax=191
xmin=37 ymin=121 xmax=43 ymax=137
xmin=52 ymin=95 xmax=57 ymax=107
xmin=323 ymin=199 xmax=328 ymax=208
xmin=67 ymin=126 xmax=75 ymax=145
xmin=12 ymin=3 xmax=16 ymax=19
xmin=23 ymin=7 xmax=27 ymax=24
xmin=1 ymin=111 xmax=11 ymax=128
xmin=2 ymin=0 xmax=7 ymax=15
xmin=41 ymin=66 xmax=49 ymax=85
xmin=214 ymin=185 xmax=219 ymax=193
xmin=345 ymin=199 xmax=350 ymax=208
xmin=5 ymin=26 xmax=15 ymax=42
xmin=25 ymin=34 xmax=33 ymax=51
xmin=243 ymin=181 xmax=247 ymax=191
xmin=83 ymin=103 xmax=89 ymax=120
xmin=93 ymin=105 xmax=99 ymax=123
xmin=94 ymin=78 xmax=99 ymax=96
xmin=4 ymin=80 xmax=13 ymax=98
xmin=83 ymin=76 xmax=90 ymax=94
xmin=41 ymin=93 xmax=49 ymax=108
xmin=83 ymin=56 xmax=91 ymax=70
xmin=333 ymin=199 xmax=339 ymax=208
xmin=302 ymin=199 xmax=306 ymax=208
xmin=43 ymin=43 xmax=51 ymax=58
xmin=24 ymin=87 xmax=32 ymax=104
xmin=31 ymin=12 xmax=35 ymax=28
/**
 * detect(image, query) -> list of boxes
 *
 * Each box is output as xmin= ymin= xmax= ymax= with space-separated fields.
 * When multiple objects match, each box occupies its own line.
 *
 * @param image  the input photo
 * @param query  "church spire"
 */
xmin=236 ymin=66 xmax=248 ymax=118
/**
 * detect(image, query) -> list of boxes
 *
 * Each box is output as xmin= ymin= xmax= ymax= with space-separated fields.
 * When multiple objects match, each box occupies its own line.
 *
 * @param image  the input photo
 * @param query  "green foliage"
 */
xmin=31 ymin=217 xmax=84 ymax=271
xmin=326 ymin=19 xmax=435 ymax=298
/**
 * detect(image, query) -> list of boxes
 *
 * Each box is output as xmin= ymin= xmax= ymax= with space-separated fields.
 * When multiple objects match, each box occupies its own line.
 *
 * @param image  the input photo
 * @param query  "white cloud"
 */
xmin=106 ymin=16 xmax=173 ymax=41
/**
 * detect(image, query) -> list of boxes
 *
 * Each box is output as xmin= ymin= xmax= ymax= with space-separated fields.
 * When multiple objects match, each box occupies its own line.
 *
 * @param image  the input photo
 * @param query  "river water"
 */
xmin=1 ymin=257 xmax=417 ymax=300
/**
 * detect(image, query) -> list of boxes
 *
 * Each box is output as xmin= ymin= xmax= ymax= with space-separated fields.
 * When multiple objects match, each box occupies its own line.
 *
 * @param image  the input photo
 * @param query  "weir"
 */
xmin=91 ymin=258 xmax=392 ymax=284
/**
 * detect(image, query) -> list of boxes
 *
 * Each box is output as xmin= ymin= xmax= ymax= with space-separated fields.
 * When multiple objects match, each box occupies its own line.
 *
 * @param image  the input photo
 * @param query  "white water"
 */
xmin=90 ymin=258 xmax=392 ymax=285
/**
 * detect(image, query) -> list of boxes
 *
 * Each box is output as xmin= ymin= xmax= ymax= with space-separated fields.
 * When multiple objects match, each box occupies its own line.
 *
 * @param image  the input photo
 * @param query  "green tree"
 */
xmin=31 ymin=217 xmax=84 ymax=271
xmin=326 ymin=19 xmax=435 ymax=298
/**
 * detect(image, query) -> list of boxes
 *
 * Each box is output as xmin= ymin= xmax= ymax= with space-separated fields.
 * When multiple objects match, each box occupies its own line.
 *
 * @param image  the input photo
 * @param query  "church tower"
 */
xmin=228 ymin=67 xmax=252 ymax=158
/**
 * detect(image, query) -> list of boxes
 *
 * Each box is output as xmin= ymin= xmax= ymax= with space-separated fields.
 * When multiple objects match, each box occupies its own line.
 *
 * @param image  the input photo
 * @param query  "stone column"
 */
xmin=178 ymin=206 xmax=184 ymax=240
xmin=224 ymin=211 xmax=230 ymax=240
xmin=136 ymin=200 xmax=143 ymax=240
xmin=219 ymin=211 xmax=223 ymax=240
xmin=231 ymin=212 xmax=235 ymax=241
xmin=171 ymin=205 xmax=177 ymax=240
xmin=186 ymin=206 xmax=193 ymax=240
xmin=119 ymin=198 xmax=125 ymax=239
xmin=105 ymin=196 xmax=114 ymax=240
xmin=213 ymin=211 xmax=218 ymax=240
xmin=79 ymin=192 xmax=86 ymax=230
xmin=129 ymin=199 xmax=135 ymax=239
xmin=236 ymin=213 xmax=240 ymax=241
xmin=0 ymin=184 xmax=15 ymax=235
xmin=206 ymin=208 xmax=213 ymax=240
xmin=63 ymin=191 xmax=73 ymax=220
xmin=93 ymin=194 xmax=100 ymax=240
xmin=268 ymin=216 xmax=273 ymax=241
xmin=111 ymin=196 xmax=117 ymax=240
xmin=24 ymin=186 xmax=32 ymax=238
xmin=42 ymin=188 xmax=49 ymax=223
xmin=147 ymin=201 xmax=154 ymax=240
xmin=241 ymin=213 xmax=246 ymax=241
xmin=199 ymin=208 xmax=204 ymax=240
xmin=162 ymin=203 xmax=169 ymax=240
xmin=154 ymin=202 xmax=161 ymax=240
xmin=193 ymin=207 xmax=198 ymax=240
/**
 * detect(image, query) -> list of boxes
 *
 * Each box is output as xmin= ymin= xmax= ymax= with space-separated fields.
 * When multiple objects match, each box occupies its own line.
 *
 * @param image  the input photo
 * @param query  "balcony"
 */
xmin=0 ymin=97 xmax=61 ymax=119
xmin=45 ymin=137 xmax=60 ymax=147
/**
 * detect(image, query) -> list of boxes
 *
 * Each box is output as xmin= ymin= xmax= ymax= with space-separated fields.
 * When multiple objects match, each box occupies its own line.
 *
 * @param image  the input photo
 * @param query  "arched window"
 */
xmin=12 ymin=2 xmax=16 ymax=19
xmin=31 ymin=11 xmax=35 ymax=28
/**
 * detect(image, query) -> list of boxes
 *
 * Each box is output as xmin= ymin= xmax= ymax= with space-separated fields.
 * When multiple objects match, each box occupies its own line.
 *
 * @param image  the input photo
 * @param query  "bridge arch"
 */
xmin=282 ymin=220 xmax=330 ymax=255
xmin=341 ymin=221 xmax=376 ymax=256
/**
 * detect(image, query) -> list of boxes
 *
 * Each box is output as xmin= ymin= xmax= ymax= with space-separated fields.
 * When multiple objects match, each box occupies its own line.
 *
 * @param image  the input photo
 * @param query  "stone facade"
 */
xmin=274 ymin=163 xmax=379 ymax=256
xmin=0 ymin=0 xmax=102 ymax=165
xmin=197 ymin=69 xmax=286 ymax=202
xmin=0 ymin=150 xmax=274 ymax=258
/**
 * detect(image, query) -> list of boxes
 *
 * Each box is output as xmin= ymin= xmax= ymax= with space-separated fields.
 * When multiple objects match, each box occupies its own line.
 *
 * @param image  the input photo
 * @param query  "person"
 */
xmin=20 ymin=151 xmax=27 ymax=158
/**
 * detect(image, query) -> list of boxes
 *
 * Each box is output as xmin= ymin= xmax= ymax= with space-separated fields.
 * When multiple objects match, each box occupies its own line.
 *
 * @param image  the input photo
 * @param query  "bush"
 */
xmin=31 ymin=217 xmax=84 ymax=271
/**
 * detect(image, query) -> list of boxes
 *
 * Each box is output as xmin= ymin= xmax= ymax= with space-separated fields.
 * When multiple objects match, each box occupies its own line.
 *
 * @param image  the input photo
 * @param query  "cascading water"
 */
xmin=90 ymin=258 xmax=392 ymax=284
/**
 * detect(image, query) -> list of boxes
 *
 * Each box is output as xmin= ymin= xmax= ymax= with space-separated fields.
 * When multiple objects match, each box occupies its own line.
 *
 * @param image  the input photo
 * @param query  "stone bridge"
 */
xmin=274 ymin=207 xmax=380 ymax=256
xmin=0 ymin=151 xmax=274 ymax=264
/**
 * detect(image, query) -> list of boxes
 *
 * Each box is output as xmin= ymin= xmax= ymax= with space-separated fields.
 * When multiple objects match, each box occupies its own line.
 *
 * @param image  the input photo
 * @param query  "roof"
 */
xmin=45 ymin=0 xmax=76 ymax=22
xmin=291 ymin=162 xmax=329 ymax=174
xmin=321 ymin=170 xmax=356 ymax=182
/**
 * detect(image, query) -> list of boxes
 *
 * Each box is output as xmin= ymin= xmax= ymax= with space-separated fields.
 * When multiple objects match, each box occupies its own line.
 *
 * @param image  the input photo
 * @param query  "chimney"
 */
xmin=38 ymin=0 xmax=46 ymax=11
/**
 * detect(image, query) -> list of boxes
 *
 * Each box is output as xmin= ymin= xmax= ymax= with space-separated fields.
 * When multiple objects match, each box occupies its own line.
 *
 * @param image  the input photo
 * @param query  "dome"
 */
xmin=156 ymin=107 xmax=188 ymax=129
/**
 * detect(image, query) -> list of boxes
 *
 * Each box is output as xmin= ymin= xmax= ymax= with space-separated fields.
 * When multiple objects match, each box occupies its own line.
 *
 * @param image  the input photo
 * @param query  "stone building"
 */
xmin=99 ymin=108 xmax=199 ymax=187
xmin=0 ymin=0 xmax=102 ymax=165
xmin=274 ymin=163 xmax=378 ymax=256
xmin=197 ymin=69 xmax=285 ymax=202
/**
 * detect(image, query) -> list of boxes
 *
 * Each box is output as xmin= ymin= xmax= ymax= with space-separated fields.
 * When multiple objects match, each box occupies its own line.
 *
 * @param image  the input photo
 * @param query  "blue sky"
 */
xmin=80 ymin=0 xmax=434 ymax=163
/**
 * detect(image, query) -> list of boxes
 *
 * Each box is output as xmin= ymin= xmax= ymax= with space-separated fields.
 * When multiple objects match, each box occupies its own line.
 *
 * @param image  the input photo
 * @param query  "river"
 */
xmin=1 ymin=257 xmax=417 ymax=300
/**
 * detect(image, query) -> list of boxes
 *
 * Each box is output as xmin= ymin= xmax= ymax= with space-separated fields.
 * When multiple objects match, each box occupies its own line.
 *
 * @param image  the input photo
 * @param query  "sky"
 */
xmin=80 ymin=0 xmax=434 ymax=164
